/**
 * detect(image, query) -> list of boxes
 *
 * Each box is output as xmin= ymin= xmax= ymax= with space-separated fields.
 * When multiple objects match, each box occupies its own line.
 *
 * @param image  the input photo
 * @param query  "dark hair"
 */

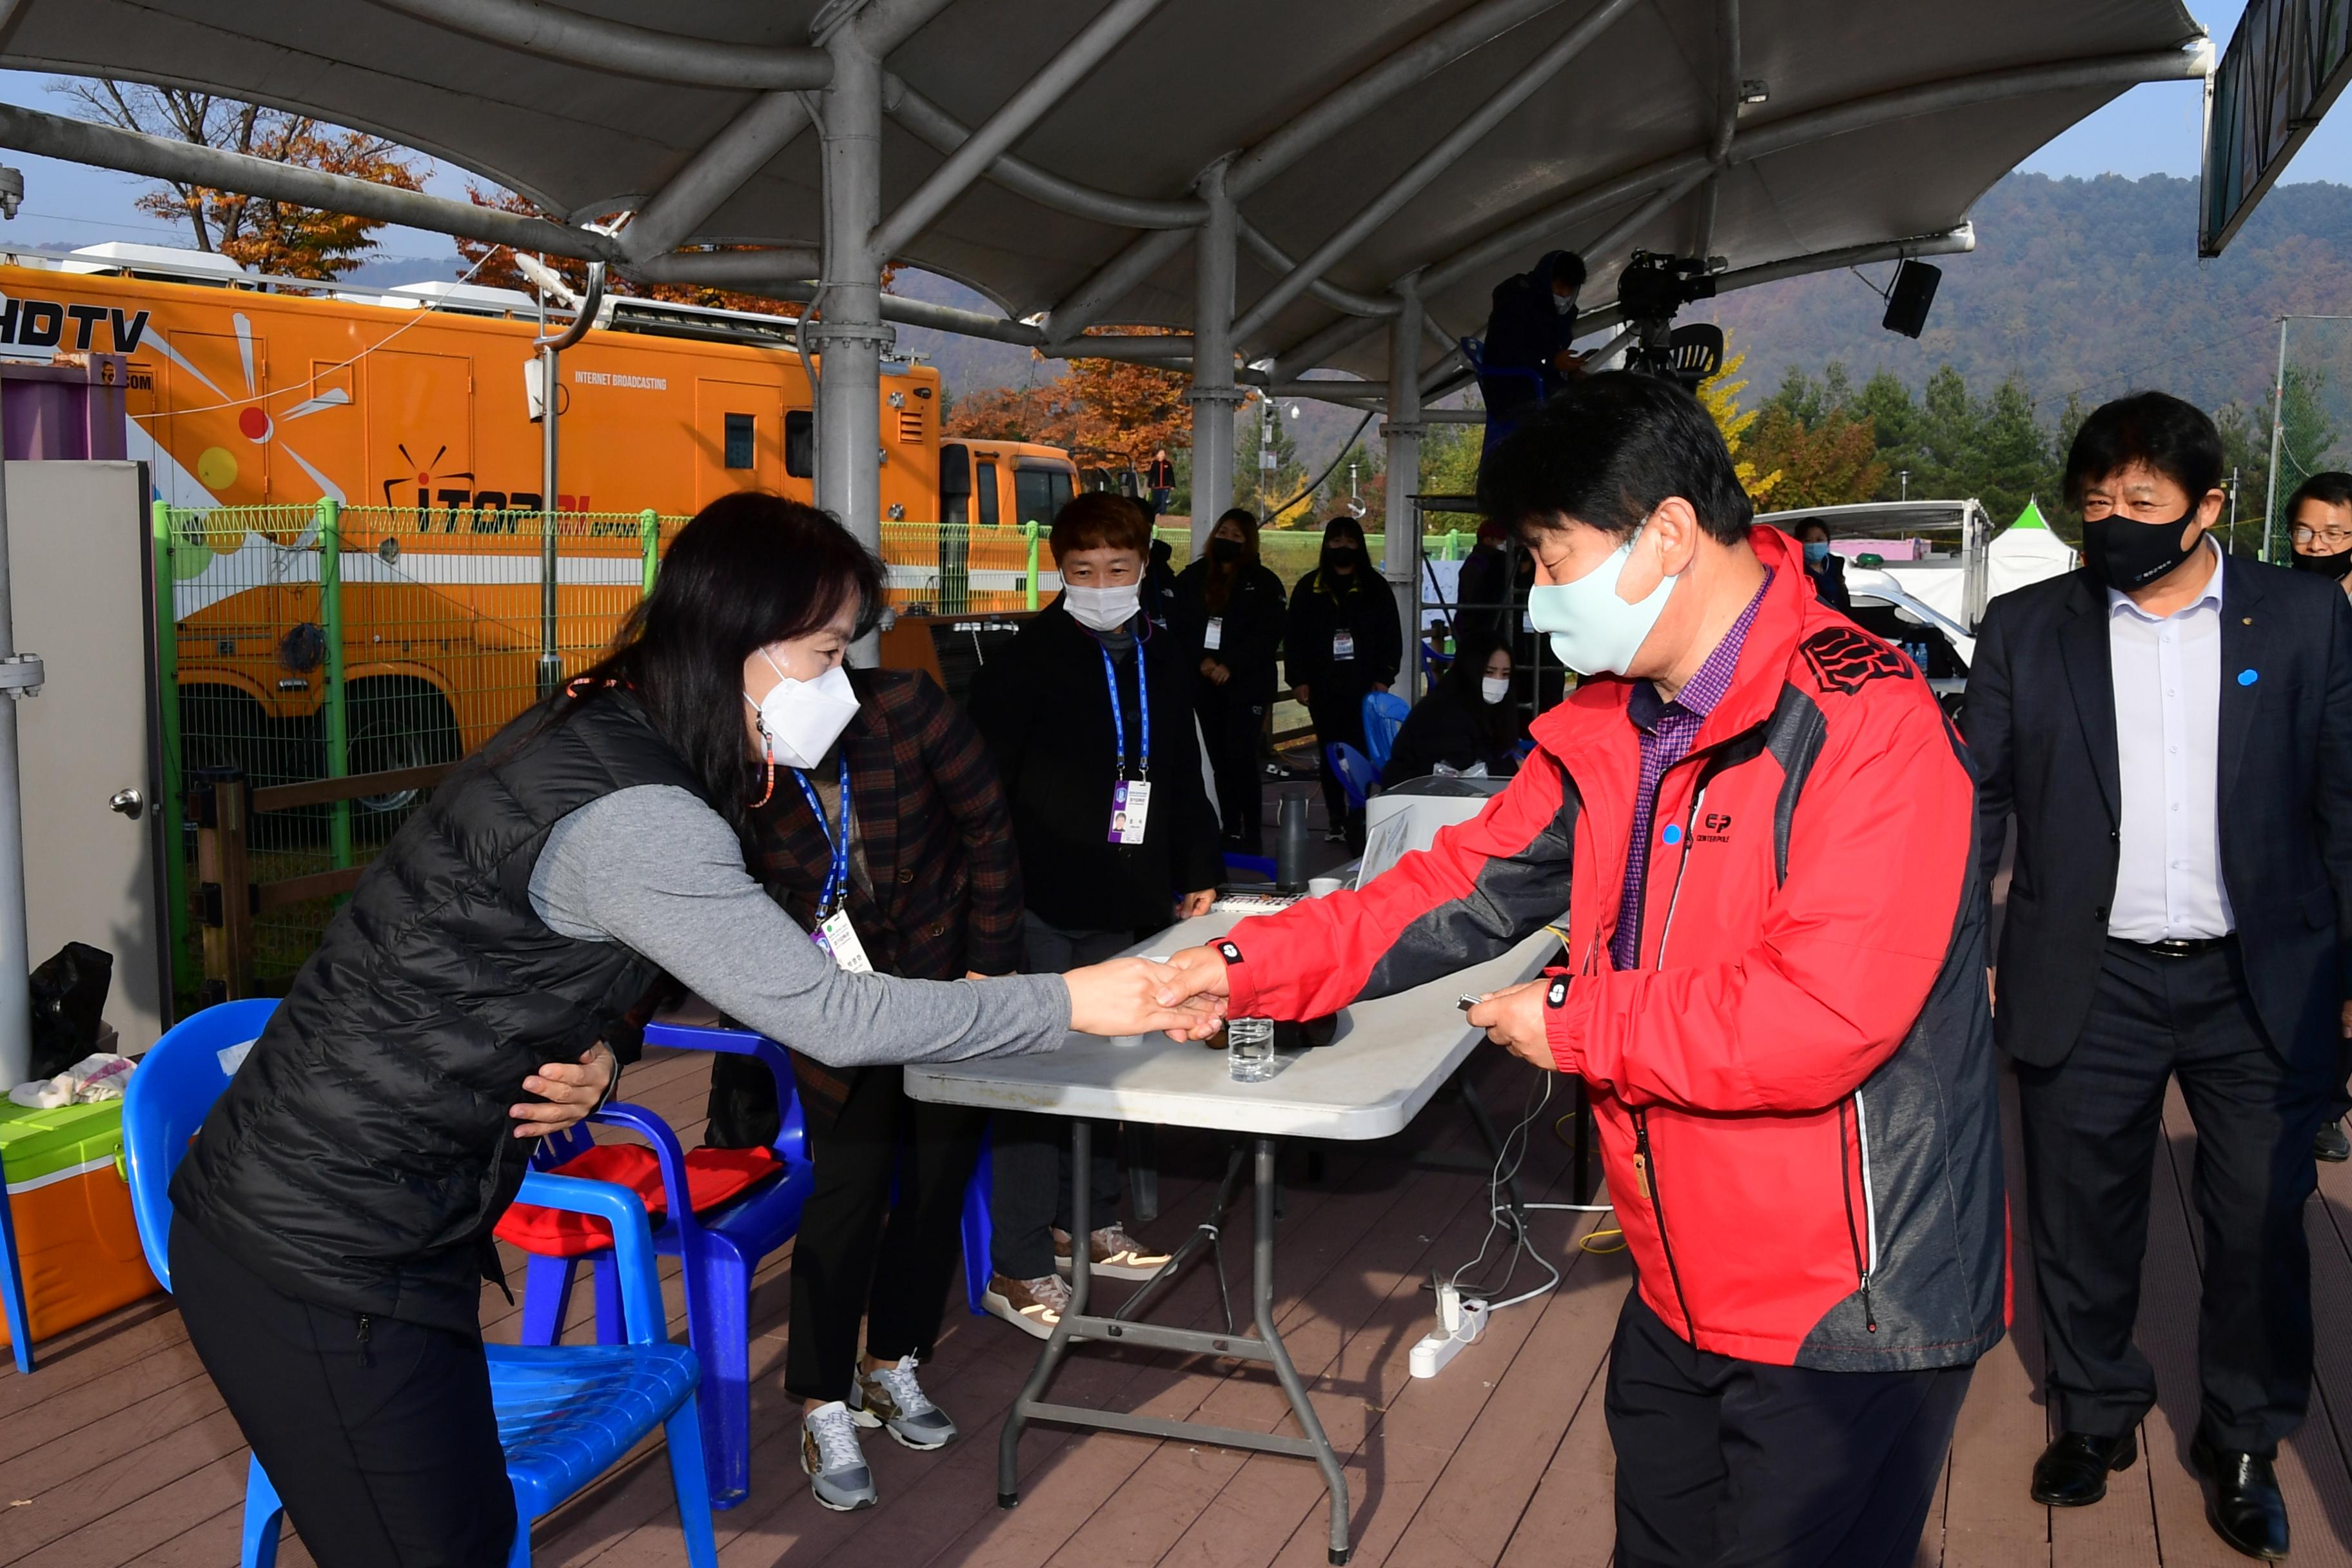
xmin=1549 ymin=252 xmax=1587 ymax=292
xmin=1476 ymin=371 xmax=1754 ymax=545
xmin=2288 ymin=471 xmax=2352 ymax=518
xmin=2062 ymin=391 xmax=2225 ymax=511
xmin=1317 ymin=515 xmax=1369 ymax=591
xmin=1049 ymin=492 xmax=1151 ymax=560
xmin=566 ymin=492 xmax=883 ymax=827
xmin=1440 ymin=632 xmax=1518 ymax=752
xmin=1792 ymin=517 xmax=1830 ymax=544
xmin=1204 ymin=507 xmax=1260 ymax=612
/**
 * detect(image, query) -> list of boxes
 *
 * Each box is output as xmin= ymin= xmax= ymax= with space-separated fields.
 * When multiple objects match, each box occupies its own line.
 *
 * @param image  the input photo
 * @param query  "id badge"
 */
xmin=1520 ymin=609 xmax=1535 ymax=634
xmin=1109 ymin=778 xmax=1152 ymax=845
xmin=1204 ymin=617 xmax=1224 ymax=651
xmin=814 ymin=910 xmax=874 ymax=974
xmin=1332 ymin=629 xmax=1357 ymax=661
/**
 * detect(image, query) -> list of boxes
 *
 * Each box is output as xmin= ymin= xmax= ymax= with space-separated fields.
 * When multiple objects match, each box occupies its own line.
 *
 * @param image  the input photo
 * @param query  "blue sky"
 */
xmin=0 ymin=1 xmax=2341 ymax=260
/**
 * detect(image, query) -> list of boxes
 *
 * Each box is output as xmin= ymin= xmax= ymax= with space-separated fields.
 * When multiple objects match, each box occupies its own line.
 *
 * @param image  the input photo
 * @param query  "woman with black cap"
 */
xmin=1285 ymin=515 xmax=1402 ymax=850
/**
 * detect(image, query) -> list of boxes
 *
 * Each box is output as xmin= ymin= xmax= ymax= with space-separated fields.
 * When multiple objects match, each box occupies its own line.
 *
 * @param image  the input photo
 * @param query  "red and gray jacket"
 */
xmin=1221 ymin=527 xmax=2005 ymax=1371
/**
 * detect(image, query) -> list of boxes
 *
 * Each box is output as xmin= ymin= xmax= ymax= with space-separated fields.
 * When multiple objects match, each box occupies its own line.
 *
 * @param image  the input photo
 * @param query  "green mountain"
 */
xmin=1698 ymin=172 xmax=2352 ymax=455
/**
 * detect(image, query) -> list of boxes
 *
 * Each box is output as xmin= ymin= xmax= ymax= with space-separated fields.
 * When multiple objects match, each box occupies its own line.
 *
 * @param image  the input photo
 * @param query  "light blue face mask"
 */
xmin=1803 ymin=539 xmax=1832 ymax=565
xmin=1524 ymin=521 xmax=1677 ymax=677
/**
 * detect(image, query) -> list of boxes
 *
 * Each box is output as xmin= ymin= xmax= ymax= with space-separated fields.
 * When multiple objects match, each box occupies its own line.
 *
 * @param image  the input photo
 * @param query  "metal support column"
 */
xmin=2265 ymin=317 xmax=2289 ymax=563
xmin=0 ymin=436 xmax=41 ymax=1089
xmin=1187 ymin=163 xmax=1242 ymax=551
xmin=1386 ymin=287 xmax=1427 ymax=696
xmin=533 ymin=262 xmax=604 ymax=695
xmin=814 ymin=23 xmax=896 ymax=663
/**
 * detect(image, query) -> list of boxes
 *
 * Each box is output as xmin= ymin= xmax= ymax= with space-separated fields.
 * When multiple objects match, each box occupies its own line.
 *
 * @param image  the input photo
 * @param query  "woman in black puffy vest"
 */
xmin=166 ymin=494 xmax=1219 ymax=1568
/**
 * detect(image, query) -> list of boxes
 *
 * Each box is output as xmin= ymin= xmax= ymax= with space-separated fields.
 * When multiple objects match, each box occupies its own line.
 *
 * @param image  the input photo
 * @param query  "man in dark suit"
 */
xmin=1966 ymin=391 xmax=2352 ymax=1561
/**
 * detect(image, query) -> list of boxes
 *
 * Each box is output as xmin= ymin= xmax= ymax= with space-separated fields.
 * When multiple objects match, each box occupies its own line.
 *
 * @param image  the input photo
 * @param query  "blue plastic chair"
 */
xmin=1360 ymin=691 xmax=1411 ymax=772
xmin=511 ymin=1019 xmax=814 ymax=1509
xmin=121 ymin=1001 xmax=718 ymax=1568
xmin=1222 ymin=850 xmax=1277 ymax=883
xmin=1325 ymin=741 xmax=1378 ymax=810
xmin=961 ymin=1127 xmax=995 ymax=1316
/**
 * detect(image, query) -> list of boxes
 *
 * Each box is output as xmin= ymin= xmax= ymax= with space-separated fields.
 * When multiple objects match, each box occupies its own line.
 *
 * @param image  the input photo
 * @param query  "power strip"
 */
xmin=1409 ymin=1298 xmax=1490 ymax=1378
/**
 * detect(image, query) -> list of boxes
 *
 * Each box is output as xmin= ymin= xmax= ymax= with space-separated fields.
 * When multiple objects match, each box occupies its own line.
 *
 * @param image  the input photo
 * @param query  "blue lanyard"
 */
xmin=1097 ymin=637 xmax=1149 ymax=779
xmin=790 ymin=752 xmax=853 ymax=917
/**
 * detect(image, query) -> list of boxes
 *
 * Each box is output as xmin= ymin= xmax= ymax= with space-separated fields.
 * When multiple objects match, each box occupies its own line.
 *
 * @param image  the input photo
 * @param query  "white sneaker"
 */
xmin=852 ymin=1355 xmax=957 ymax=1449
xmin=800 ymin=1400 xmax=877 ymax=1511
xmin=981 ymin=1271 xmax=1074 ymax=1340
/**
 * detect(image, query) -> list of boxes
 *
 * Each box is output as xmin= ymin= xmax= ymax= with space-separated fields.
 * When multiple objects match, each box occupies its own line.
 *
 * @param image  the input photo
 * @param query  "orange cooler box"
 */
xmin=0 ymin=1098 xmax=159 ymax=1353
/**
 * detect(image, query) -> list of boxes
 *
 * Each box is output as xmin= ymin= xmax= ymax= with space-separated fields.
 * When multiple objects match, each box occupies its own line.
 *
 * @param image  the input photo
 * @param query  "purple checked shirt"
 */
xmin=1610 ymin=571 xmax=1773 ymax=972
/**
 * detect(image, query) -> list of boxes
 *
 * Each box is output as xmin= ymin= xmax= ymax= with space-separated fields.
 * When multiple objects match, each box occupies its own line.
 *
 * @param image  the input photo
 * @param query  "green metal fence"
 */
xmin=153 ymin=505 xmax=1431 ymax=998
xmin=156 ymin=499 xmax=687 ymax=997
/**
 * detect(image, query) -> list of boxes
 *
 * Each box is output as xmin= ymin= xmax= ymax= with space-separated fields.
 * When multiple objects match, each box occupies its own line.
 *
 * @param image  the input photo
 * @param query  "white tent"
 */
xmin=1984 ymin=497 xmax=2079 ymax=600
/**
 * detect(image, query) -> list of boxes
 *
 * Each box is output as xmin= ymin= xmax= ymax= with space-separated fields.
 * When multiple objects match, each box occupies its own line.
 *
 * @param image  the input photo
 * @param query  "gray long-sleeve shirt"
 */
xmin=528 ymin=785 xmax=1070 ymax=1066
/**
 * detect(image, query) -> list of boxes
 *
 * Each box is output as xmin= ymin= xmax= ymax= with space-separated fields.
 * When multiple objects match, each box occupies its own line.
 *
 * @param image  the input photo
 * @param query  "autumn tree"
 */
xmin=1741 ymin=405 xmax=1886 ymax=509
xmin=1693 ymin=333 xmax=1780 ymax=504
xmin=53 ymin=81 xmax=426 ymax=279
xmin=943 ymin=328 xmax=1192 ymax=471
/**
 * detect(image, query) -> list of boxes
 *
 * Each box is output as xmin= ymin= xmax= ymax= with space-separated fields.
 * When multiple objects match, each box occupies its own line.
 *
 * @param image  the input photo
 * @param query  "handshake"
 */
xmin=1062 ymin=946 xmax=1237 ymax=1041
xmin=1060 ymin=946 xmax=1559 ymax=1066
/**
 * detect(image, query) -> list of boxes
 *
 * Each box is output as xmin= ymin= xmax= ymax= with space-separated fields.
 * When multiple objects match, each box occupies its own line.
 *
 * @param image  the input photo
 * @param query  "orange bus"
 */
xmin=0 ymin=244 xmax=1075 ymax=783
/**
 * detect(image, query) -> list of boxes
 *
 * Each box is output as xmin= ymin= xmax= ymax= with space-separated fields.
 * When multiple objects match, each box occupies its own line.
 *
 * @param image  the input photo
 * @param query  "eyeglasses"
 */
xmin=2293 ymin=526 xmax=2352 ymax=547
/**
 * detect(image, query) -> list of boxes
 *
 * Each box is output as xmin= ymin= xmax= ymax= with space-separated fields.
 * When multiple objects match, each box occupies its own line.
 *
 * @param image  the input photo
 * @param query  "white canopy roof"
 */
xmin=0 ymin=0 xmax=2209 ymax=379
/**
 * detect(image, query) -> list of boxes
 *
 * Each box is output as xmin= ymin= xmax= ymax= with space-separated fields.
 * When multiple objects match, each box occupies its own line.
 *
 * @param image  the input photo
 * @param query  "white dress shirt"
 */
xmin=2106 ymin=540 xmax=2233 ymax=941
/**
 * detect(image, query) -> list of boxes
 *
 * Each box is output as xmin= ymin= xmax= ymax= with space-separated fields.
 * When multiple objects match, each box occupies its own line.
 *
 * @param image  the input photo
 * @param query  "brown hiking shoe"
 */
xmin=1054 ymin=1223 xmax=1173 ymax=1282
xmin=981 ymin=1272 xmax=1073 ymax=1340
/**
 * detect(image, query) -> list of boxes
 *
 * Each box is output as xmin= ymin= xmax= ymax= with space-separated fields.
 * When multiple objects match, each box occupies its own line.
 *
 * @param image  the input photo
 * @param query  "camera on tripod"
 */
xmin=1617 ymin=251 xmax=1727 ymax=391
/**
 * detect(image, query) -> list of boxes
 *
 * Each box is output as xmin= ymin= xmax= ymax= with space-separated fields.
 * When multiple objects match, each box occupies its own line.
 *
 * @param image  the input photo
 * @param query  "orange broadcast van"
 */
xmin=0 ymin=244 xmax=1075 ymax=785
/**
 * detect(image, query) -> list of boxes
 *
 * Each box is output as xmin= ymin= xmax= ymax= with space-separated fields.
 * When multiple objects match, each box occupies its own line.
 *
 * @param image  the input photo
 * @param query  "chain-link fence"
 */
xmin=157 ymin=499 xmax=685 ymax=997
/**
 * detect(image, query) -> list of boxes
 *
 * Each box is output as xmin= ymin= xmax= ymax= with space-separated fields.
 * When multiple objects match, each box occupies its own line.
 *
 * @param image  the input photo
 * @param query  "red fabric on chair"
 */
xmin=496 ymin=1144 xmax=781 ymax=1258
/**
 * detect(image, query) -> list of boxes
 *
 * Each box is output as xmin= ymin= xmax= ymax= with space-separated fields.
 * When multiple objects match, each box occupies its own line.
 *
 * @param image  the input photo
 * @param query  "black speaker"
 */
xmin=1882 ymin=260 xmax=1941 ymax=339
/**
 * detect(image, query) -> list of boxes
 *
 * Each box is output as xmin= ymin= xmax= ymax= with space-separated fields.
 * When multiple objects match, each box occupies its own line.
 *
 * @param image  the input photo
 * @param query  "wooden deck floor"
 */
xmin=11 ymin=1041 xmax=2352 ymax=1567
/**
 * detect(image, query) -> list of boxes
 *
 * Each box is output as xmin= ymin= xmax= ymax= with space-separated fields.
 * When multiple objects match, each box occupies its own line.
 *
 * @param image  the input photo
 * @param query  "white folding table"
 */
xmin=903 ymin=912 xmax=1559 ymax=1565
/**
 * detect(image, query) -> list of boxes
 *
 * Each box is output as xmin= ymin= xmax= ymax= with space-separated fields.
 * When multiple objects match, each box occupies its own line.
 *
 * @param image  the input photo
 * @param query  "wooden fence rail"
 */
xmin=190 ymin=762 xmax=455 ymax=1003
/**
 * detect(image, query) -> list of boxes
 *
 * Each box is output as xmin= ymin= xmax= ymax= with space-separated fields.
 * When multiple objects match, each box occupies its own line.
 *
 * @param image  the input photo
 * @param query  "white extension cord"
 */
xmin=1409 ymin=1281 xmax=1493 ymax=1378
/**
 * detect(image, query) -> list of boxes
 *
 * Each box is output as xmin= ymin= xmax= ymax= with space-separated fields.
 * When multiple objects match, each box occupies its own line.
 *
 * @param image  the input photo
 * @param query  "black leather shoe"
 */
xmin=2030 ymin=1430 xmax=2137 ymax=1506
xmin=2318 ymin=1119 xmax=2349 ymax=1162
xmin=2191 ymin=1432 xmax=2290 ymax=1560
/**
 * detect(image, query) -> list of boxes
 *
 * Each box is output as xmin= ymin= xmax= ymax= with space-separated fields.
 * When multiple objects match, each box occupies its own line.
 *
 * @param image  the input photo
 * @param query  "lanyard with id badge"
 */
xmin=1099 ymin=640 xmax=1152 ymax=845
xmin=1332 ymin=627 xmax=1357 ymax=661
xmin=793 ymin=754 xmax=873 ymax=973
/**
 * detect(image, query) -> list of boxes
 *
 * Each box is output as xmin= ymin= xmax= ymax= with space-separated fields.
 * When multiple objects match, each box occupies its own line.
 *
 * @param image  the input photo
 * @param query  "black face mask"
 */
xmin=1326 ymin=547 xmax=1358 ymax=574
xmin=1209 ymin=536 xmax=1243 ymax=565
xmin=2081 ymin=509 xmax=2202 ymax=593
xmin=2296 ymin=545 xmax=2352 ymax=581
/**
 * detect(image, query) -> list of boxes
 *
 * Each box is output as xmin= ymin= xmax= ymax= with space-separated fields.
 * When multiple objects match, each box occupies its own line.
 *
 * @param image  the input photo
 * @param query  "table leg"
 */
xmin=1115 ymin=1142 xmax=1244 ymax=1328
xmin=995 ymin=1129 xmax=1353 ymax=1563
xmin=1251 ymin=1135 xmax=1352 ymax=1564
xmin=999 ymin=1118 xmax=1092 ymax=1508
xmin=1125 ymin=1121 xmax=1160 ymax=1224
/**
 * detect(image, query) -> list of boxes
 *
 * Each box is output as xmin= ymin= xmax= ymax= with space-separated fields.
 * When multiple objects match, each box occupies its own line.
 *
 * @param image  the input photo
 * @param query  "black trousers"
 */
xmin=1607 ymin=1293 xmax=1970 ymax=1568
xmin=1195 ymin=685 xmax=1266 ymax=851
xmin=785 ymin=1062 xmax=986 ymax=1402
xmin=2016 ymin=936 xmax=2329 ymax=1453
xmin=171 ymin=1215 xmax=515 ymax=1568
xmin=989 ymin=916 xmax=1128 ymax=1280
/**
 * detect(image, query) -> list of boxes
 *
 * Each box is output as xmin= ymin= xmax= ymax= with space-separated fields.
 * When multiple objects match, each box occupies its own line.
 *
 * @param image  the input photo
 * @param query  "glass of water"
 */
xmin=1227 ymin=1017 xmax=1279 ymax=1083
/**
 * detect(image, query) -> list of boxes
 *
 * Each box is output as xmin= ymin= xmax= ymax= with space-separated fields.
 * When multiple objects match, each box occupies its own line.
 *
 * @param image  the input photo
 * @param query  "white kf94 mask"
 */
xmin=747 ymin=658 xmax=859 ymax=769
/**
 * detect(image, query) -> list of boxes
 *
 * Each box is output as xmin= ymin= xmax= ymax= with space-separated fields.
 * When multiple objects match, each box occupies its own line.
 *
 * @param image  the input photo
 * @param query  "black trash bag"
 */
xmin=28 ymin=941 xmax=112 ymax=1082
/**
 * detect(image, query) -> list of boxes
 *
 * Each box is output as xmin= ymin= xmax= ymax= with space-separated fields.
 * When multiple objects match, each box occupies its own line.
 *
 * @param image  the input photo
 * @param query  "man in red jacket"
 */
xmin=1157 ymin=375 xmax=2004 ymax=1566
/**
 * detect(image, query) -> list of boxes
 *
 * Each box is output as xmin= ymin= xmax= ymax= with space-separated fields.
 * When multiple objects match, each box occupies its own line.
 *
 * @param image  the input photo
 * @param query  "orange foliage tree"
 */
xmin=53 ymin=82 xmax=425 ymax=279
xmin=944 ymin=328 xmax=1191 ymax=467
xmin=1740 ymin=405 xmax=1888 ymax=509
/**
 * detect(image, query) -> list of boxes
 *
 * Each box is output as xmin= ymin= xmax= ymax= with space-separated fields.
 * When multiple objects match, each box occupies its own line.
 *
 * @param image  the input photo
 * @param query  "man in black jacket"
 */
xmin=968 ymin=493 xmax=1225 ymax=1338
xmin=1965 ymin=392 xmax=2352 ymax=1560
xmin=1476 ymin=248 xmax=1588 ymax=424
